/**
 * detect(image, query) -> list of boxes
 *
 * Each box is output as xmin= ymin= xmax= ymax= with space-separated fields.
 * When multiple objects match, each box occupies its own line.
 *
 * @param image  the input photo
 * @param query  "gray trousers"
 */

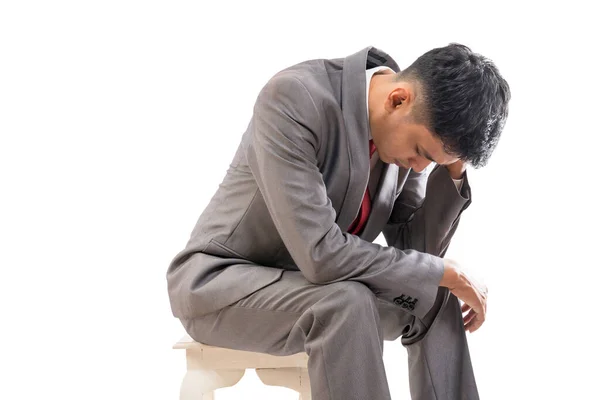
xmin=180 ymin=270 xmax=479 ymax=400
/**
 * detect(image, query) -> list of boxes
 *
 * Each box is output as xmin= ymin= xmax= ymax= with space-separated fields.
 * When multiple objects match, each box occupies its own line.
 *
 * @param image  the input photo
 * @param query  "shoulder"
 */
xmin=254 ymin=72 xmax=328 ymax=132
xmin=256 ymin=58 xmax=333 ymax=107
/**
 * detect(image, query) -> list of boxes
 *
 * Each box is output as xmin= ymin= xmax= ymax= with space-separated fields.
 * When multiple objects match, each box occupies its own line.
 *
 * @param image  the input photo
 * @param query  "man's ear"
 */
xmin=392 ymin=86 xmax=410 ymax=108
xmin=385 ymin=87 xmax=408 ymax=113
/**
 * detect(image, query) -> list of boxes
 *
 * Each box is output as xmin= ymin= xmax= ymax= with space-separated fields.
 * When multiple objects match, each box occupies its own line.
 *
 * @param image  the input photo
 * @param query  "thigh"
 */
xmin=180 ymin=269 xmax=415 ymax=355
xmin=180 ymin=270 xmax=342 ymax=356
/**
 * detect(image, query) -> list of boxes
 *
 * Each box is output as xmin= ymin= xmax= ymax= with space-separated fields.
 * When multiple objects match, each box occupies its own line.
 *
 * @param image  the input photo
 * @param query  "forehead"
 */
xmin=413 ymin=124 xmax=460 ymax=165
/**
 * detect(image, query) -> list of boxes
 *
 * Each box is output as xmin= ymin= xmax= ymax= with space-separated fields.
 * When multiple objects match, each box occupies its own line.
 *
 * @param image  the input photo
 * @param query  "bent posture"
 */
xmin=166 ymin=44 xmax=511 ymax=400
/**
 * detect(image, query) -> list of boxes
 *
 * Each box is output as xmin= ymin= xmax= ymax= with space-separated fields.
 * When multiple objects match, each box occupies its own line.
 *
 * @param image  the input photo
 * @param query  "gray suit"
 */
xmin=167 ymin=47 xmax=478 ymax=399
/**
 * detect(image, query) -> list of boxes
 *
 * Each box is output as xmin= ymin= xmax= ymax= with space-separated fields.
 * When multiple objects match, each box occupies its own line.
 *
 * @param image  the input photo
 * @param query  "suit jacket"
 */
xmin=166 ymin=46 xmax=472 ymax=321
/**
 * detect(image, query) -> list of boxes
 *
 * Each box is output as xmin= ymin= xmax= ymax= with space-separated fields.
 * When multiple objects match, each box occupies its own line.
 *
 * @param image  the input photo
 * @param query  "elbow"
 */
xmin=300 ymin=261 xmax=331 ymax=284
xmin=290 ymin=249 xmax=326 ymax=284
xmin=294 ymin=248 xmax=336 ymax=284
xmin=302 ymin=272 xmax=323 ymax=285
xmin=302 ymin=245 xmax=339 ymax=285
xmin=295 ymin=227 xmax=343 ymax=284
xmin=300 ymin=251 xmax=340 ymax=285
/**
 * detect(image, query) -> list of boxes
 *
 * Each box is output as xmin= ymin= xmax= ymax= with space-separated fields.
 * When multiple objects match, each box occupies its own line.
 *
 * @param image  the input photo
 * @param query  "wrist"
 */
xmin=440 ymin=259 xmax=459 ymax=289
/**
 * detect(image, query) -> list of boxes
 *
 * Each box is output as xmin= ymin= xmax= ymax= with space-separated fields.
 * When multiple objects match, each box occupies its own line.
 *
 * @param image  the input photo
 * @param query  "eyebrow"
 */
xmin=418 ymin=146 xmax=436 ymax=163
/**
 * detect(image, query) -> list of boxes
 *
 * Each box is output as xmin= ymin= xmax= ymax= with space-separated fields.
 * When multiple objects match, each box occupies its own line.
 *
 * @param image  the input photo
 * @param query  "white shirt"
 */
xmin=365 ymin=66 xmax=464 ymax=191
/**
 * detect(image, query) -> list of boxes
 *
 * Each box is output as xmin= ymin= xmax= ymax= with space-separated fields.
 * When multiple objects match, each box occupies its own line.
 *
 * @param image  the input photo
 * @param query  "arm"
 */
xmin=382 ymin=163 xmax=472 ymax=258
xmin=383 ymin=165 xmax=491 ymax=332
xmin=245 ymin=75 xmax=443 ymax=319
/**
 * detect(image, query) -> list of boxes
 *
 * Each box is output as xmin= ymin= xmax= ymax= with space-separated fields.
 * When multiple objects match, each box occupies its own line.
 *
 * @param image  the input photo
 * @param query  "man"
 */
xmin=166 ymin=44 xmax=511 ymax=399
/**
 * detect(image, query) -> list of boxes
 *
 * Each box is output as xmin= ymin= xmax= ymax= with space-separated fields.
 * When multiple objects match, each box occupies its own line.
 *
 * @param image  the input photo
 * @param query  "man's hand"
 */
xmin=445 ymin=159 xmax=467 ymax=180
xmin=439 ymin=258 xmax=488 ymax=333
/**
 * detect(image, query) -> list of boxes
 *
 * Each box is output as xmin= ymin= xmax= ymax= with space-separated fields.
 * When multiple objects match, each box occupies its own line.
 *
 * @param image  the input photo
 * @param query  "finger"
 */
xmin=461 ymin=302 xmax=470 ymax=313
xmin=464 ymin=317 xmax=478 ymax=333
xmin=463 ymin=309 xmax=477 ymax=327
xmin=467 ymin=320 xmax=482 ymax=333
xmin=465 ymin=314 xmax=485 ymax=333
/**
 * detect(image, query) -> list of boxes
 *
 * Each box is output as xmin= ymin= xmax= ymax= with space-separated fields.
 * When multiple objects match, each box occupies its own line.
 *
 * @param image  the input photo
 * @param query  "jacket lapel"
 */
xmin=336 ymin=46 xmax=402 ymax=233
xmin=360 ymin=161 xmax=399 ymax=242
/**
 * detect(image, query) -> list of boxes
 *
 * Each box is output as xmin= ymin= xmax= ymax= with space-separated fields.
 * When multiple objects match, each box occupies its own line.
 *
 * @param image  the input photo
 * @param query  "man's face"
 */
xmin=368 ymin=78 xmax=459 ymax=172
xmin=373 ymin=116 xmax=459 ymax=172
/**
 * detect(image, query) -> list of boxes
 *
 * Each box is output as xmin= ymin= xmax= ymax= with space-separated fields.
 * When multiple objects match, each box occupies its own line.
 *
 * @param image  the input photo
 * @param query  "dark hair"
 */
xmin=396 ymin=43 xmax=511 ymax=168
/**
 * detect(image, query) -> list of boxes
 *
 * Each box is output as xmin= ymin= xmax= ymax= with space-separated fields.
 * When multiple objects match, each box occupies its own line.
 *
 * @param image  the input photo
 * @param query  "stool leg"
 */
xmin=255 ymin=367 xmax=311 ymax=400
xmin=180 ymin=368 xmax=245 ymax=400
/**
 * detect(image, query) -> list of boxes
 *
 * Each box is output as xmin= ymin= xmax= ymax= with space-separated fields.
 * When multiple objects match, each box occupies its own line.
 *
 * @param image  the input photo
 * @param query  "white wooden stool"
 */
xmin=173 ymin=334 xmax=311 ymax=399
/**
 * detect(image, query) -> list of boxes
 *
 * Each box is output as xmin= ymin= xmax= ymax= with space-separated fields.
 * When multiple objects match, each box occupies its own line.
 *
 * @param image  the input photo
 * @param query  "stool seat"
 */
xmin=173 ymin=334 xmax=311 ymax=399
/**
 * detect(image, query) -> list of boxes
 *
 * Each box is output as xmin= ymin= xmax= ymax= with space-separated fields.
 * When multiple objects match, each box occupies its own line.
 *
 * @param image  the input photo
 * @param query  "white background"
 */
xmin=1 ymin=1 xmax=598 ymax=399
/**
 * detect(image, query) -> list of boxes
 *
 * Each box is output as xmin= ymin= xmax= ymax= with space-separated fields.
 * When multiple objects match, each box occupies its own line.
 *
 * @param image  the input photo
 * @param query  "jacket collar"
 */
xmin=336 ymin=46 xmax=402 ymax=236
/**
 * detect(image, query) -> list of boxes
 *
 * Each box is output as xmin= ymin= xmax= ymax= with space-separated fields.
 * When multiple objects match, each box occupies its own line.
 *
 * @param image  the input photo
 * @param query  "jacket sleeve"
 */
xmin=382 ymin=164 xmax=472 ymax=258
xmin=245 ymin=74 xmax=444 ymax=319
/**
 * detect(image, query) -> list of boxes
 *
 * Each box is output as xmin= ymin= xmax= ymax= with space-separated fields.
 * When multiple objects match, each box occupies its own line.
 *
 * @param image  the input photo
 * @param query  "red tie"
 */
xmin=348 ymin=139 xmax=377 ymax=235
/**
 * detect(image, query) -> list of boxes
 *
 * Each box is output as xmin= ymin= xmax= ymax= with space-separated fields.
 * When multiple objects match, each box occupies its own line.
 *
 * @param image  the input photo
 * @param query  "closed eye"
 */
xmin=417 ymin=146 xmax=435 ymax=162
